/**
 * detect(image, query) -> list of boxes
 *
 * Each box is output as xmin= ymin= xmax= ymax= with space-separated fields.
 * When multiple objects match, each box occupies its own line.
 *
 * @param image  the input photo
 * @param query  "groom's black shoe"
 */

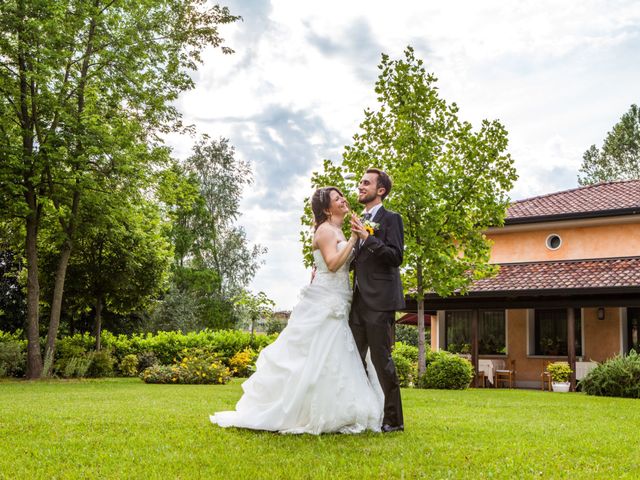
xmin=381 ymin=424 xmax=404 ymax=433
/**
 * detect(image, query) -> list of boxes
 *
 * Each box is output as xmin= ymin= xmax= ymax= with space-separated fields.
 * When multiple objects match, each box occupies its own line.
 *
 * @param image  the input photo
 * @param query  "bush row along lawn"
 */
xmin=1 ymin=378 xmax=640 ymax=479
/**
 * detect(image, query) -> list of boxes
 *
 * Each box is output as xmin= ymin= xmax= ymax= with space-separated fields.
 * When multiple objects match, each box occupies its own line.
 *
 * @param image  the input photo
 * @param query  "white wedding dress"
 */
xmin=210 ymin=241 xmax=384 ymax=434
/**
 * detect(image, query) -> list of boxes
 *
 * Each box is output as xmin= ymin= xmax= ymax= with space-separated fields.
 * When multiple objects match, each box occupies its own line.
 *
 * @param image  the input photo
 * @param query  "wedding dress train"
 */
xmin=210 ymin=241 xmax=383 ymax=434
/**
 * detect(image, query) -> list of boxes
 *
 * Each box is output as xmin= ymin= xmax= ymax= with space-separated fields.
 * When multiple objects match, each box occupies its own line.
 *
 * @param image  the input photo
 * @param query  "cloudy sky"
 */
xmin=168 ymin=0 xmax=640 ymax=310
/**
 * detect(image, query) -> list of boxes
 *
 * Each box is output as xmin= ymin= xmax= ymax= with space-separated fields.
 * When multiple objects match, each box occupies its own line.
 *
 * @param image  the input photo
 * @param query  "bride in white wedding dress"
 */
xmin=210 ymin=187 xmax=383 ymax=434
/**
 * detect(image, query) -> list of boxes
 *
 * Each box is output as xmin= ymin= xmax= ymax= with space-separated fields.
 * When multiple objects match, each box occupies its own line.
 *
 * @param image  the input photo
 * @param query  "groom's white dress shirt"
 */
xmin=363 ymin=203 xmax=382 ymax=221
xmin=360 ymin=203 xmax=382 ymax=247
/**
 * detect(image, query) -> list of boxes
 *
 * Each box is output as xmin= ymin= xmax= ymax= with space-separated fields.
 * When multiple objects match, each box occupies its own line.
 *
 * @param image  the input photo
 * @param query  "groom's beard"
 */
xmin=358 ymin=192 xmax=377 ymax=204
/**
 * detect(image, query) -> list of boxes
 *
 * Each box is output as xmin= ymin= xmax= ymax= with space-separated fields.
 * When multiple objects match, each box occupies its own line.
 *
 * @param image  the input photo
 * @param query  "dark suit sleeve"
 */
xmin=362 ymin=212 xmax=404 ymax=267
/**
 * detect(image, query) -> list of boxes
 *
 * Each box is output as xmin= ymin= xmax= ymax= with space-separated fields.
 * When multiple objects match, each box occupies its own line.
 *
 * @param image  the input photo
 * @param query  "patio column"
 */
xmin=567 ymin=307 xmax=576 ymax=392
xmin=471 ymin=309 xmax=479 ymax=386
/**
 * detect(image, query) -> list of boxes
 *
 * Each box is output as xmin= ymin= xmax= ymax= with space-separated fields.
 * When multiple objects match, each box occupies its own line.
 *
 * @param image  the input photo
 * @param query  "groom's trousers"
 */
xmin=349 ymin=288 xmax=404 ymax=428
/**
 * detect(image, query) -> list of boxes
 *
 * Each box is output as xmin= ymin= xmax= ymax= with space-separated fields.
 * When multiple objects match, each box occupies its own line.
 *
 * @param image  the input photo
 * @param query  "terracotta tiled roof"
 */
xmin=507 ymin=180 xmax=640 ymax=220
xmin=469 ymin=257 xmax=640 ymax=292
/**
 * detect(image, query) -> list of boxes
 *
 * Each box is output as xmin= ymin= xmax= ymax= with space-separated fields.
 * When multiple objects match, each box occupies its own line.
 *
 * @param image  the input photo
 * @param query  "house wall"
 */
xmin=582 ymin=307 xmax=621 ymax=362
xmin=488 ymin=222 xmax=640 ymax=263
xmin=436 ymin=307 xmax=625 ymax=387
xmin=506 ymin=307 xmax=623 ymax=386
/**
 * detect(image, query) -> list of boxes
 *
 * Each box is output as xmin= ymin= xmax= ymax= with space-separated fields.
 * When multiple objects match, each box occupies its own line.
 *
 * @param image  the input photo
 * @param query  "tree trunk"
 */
xmin=43 ymin=240 xmax=73 ymax=376
xmin=94 ymin=295 xmax=103 ymax=350
xmin=24 ymin=191 xmax=43 ymax=379
xmin=18 ymin=0 xmax=42 ymax=379
xmin=416 ymin=263 xmax=426 ymax=376
xmin=44 ymin=189 xmax=80 ymax=376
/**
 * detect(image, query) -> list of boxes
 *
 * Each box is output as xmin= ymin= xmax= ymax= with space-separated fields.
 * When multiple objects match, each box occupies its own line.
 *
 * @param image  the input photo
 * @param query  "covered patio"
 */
xmin=403 ymin=256 xmax=640 ymax=390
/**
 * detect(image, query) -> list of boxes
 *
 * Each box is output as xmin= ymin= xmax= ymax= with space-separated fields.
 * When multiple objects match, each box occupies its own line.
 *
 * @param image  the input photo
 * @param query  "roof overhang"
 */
xmin=503 ymin=207 xmax=640 ymax=227
xmin=403 ymin=256 xmax=640 ymax=311
xmin=487 ymin=212 xmax=640 ymax=234
xmin=404 ymin=286 xmax=640 ymax=311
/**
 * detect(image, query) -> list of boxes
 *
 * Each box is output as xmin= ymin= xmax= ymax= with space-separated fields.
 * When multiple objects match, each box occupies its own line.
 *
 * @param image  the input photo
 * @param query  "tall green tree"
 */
xmin=156 ymin=137 xmax=265 ymax=331
xmin=304 ymin=47 xmax=517 ymax=373
xmin=51 ymin=192 xmax=172 ymax=349
xmin=234 ymin=290 xmax=275 ymax=337
xmin=0 ymin=1 xmax=238 ymax=377
xmin=578 ymin=104 xmax=640 ymax=185
xmin=183 ymin=136 xmax=265 ymax=296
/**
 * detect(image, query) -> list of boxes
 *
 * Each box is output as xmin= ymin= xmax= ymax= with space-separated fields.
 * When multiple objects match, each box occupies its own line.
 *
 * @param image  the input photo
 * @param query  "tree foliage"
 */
xmin=55 ymin=192 xmax=172 ymax=348
xmin=155 ymin=136 xmax=266 ymax=331
xmin=0 ymin=0 xmax=239 ymax=377
xmin=578 ymin=104 xmax=640 ymax=185
xmin=182 ymin=136 xmax=265 ymax=296
xmin=234 ymin=290 xmax=275 ymax=336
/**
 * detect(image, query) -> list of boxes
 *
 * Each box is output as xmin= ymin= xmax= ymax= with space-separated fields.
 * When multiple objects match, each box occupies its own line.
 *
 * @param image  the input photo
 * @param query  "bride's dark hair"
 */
xmin=311 ymin=186 xmax=344 ymax=230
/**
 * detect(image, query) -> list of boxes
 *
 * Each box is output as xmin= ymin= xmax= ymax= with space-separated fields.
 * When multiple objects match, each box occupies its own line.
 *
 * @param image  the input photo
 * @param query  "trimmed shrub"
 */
xmin=111 ymin=329 xmax=277 ymax=366
xmin=228 ymin=348 xmax=257 ymax=377
xmin=393 ymin=342 xmax=419 ymax=363
xmin=417 ymin=352 xmax=474 ymax=390
xmin=137 ymin=351 xmax=159 ymax=372
xmin=141 ymin=348 xmax=230 ymax=384
xmin=87 ymin=350 xmax=115 ymax=377
xmin=140 ymin=365 xmax=180 ymax=384
xmin=393 ymin=354 xmax=416 ymax=388
xmin=580 ymin=351 xmax=640 ymax=398
xmin=119 ymin=354 xmax=139 ymax=377
xmin=425 ymin=349 xmax=453 ymax=367
xmin=392 ymin=342 xmax=419 ymax=387
xmin=0 ymin=340 xmax=26 ymax=377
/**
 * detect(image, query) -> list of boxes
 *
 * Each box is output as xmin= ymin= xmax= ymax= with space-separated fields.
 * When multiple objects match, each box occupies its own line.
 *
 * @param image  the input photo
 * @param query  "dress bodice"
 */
xmin=312 ymin=241 xmax=353 ymax=290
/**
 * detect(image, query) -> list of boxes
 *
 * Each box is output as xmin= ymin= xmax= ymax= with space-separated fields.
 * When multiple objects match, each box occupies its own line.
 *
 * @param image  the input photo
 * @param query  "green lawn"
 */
xmin=1 ymin=379 xmax=640 ymax=479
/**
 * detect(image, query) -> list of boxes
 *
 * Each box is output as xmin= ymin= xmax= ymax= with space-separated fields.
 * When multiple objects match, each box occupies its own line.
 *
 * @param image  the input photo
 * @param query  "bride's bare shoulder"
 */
xmin=313 ymin=224 xmax=338 ymax=249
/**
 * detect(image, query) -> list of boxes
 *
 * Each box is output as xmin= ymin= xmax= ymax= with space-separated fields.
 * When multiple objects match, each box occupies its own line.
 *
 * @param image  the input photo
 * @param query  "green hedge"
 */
xmin=0 ymin=329 xmax=278 ymax=378
xmin=392 ymin=342 xmax=419 ymax=387
xmin=0 ymin=330 xmax=27 ymax=377
xmin=417 ymin=350 xmax=474 ymax=390
xmin=54 ymin=329 xmax=277 ymax=365
xmin=580 ymin=351 xmax=640 ymax=398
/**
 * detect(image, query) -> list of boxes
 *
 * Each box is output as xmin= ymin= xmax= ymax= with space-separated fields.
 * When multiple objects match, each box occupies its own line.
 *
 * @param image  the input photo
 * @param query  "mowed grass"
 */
xmin=1 ymin=379 xmax=640 ymax=479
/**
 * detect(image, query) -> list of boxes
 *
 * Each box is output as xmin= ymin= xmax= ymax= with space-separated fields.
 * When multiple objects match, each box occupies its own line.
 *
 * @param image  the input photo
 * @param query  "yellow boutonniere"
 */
xmin=364 ymin=220 xmax=380 ymax=236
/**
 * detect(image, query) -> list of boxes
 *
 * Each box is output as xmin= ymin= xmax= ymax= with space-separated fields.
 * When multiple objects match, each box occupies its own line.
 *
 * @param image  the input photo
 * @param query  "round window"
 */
xmin=546 ymin=234 xmax=562 ymax=250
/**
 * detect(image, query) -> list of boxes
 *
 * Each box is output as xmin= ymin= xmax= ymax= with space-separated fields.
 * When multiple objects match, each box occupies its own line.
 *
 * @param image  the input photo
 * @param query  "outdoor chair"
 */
xmin=494 ymin=359 xmax=516 ymax=388
xmin=541 ymin=360 xmax=552 ymax=391
xmin=475 ymin=369 xmax=488 ymax=388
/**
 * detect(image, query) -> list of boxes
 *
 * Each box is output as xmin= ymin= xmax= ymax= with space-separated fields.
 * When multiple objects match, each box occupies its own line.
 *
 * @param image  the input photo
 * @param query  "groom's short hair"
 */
xmin=367 ymin=168 xmax=392 ymax=200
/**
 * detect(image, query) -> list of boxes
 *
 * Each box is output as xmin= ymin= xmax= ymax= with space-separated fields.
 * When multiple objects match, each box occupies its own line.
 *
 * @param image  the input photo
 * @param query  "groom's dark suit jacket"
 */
xmin=352 ymin=206 xmax=405 ymax=311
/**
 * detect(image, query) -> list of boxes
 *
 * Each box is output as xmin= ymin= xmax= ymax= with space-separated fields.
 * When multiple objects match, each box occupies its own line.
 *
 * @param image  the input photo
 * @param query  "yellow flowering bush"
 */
xmin=229 ymin=348 xmax=258 ymax=377
xmin=141 ymin=348 xmax=230 ymax=385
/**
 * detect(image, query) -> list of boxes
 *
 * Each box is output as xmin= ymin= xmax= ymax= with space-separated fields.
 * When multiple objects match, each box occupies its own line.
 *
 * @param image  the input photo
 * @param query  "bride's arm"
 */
xmin=315 ymin=227 xmax=357 ymax=273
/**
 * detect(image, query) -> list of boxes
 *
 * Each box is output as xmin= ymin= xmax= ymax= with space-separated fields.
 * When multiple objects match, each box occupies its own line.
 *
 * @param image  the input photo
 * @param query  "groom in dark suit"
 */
xmin=350 ymin=168 xmax=405 ymax=433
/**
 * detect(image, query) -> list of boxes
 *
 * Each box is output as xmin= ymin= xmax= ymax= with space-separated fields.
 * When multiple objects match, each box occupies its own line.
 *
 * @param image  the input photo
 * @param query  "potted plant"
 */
xmin=547 ymin=361 xmax=572 ymax=392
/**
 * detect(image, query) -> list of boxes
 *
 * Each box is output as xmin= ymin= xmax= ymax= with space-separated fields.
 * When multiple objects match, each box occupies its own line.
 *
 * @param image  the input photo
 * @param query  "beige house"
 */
xmin=405 ymin=180 xmax=640 ymax=389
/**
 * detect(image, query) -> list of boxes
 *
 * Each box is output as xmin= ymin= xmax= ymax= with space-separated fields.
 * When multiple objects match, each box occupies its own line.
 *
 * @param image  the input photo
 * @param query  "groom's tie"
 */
xmin=359 ymin=212 xmax=372 ymax=248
